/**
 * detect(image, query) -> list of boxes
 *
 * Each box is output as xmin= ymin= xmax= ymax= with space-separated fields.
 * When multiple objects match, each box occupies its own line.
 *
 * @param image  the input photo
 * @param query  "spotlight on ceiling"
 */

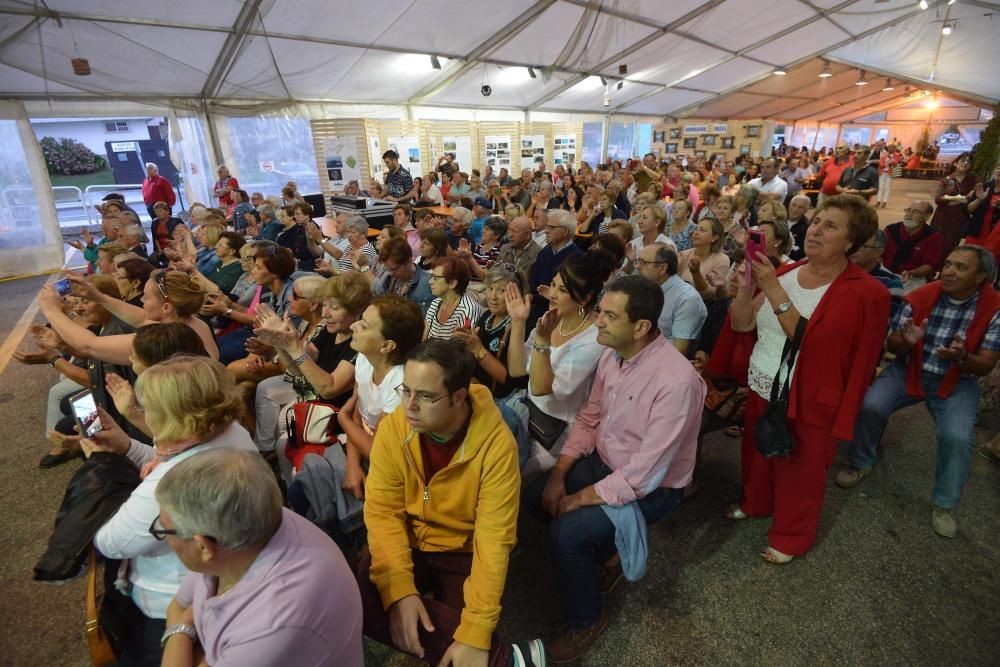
xmin=430 ymin=55 xmax=441 ymax=70
xmin=948 ymin=0 xmax=956 ymax=4
xmin=918 ymin=0 xmax=928 ymax=10
xmin=855 ymin=70 xmax=868 ymax=86
xmin=942 ymin=20 xmax=955 ymax=35
xmin=617 ymin=80 xmax=624 ymax=90
xmin=882 ymin=78 xmax=895 ymax=91
xmin=773 ymin=68 xmax=787 ymax=76
xmin=599 ymin=76 xmax=607 ymax=86
xmin=527 ymin=66 xmax=537 ymax=79
xmin=818 ymin=61 xmax=833 ymax=78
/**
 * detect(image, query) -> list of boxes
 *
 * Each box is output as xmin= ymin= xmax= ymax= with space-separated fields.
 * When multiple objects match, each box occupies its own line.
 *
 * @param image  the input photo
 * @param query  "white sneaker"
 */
xmin=512 ymin=638 xmax=546 ymax=667
xmin=931 ymin=505 xmax=957 ymax=538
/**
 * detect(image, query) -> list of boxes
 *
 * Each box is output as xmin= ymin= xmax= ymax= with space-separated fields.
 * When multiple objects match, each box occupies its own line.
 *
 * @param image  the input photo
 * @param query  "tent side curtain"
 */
xmin=0 ymin=101 xmax=63 ymax=279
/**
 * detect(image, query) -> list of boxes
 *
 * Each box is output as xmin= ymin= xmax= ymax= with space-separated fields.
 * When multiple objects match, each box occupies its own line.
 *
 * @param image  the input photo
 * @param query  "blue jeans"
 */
xmin=216 ymin=326 xmax=253 ymax=365
xmin=524 ymin=454 xmax=683 ymax=629
xmin=846 ymin=360 xmax=979 ymax=509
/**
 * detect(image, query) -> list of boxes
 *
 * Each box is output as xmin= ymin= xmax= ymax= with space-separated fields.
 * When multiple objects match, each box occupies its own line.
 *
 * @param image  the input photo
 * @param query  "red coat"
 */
xmin=142 ymin=174 xmax=175 ymax=207
xmin=708 ymin=260 xmax=890 ymax=441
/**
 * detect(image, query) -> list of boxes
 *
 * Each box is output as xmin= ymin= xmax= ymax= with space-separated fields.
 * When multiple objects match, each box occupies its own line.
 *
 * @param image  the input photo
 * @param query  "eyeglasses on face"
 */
xmin=149 ymin=514 xmax=215 ymax=542
xmin=428 ymin=273 xmax=447 ymax=282
xmin=394 ymin=384 xmax=449 ymax=406
xmin=634 ymin=259 xmax=665 ymax=267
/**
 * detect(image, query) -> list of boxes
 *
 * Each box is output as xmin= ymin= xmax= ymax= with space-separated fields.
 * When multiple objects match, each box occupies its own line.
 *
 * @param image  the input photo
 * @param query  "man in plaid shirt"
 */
xmin=837 ymin=246 xmax=1000 ymax=538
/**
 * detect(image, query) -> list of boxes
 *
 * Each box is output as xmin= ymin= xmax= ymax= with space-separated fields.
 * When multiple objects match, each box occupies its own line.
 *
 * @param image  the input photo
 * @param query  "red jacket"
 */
xmin=142 ymin=174 xmax=175 ymax=207
xmin=708 ymin=261 xmax=890 ymax=441
xmin=903 ymin=281 xmax=1000 ymax=399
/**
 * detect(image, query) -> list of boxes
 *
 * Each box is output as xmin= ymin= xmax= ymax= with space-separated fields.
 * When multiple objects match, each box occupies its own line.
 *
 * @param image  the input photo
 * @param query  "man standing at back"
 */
xmin=524 ymin=276 xmax=706 ymax=663
xmin=383 ymin=150 xmax=418 ymax=202
xmin=815 ymin=145 xmax=852 ymax=207
xmin=359 ymin=340 xmax=544 ymax=667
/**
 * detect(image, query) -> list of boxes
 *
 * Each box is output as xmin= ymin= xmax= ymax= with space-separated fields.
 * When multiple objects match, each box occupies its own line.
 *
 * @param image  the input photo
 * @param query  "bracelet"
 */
xmin=475 ymin=348 xmax=487 ymax=361
xmin=292 ymin=352 xmax=309 ymax=366
xmin=532 ymin=343 xmax=552 ymax=354
xmin=47 ymin=356 xmax=61 ymax=368
xmin=225 ymin=308 xmax=233 ymax=317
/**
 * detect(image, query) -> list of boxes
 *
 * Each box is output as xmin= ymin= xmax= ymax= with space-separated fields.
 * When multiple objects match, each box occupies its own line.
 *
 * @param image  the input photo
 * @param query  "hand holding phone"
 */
xmin=69 ymin=389 xmax=103 ymax=438
xmin=53 ymin=278 xmax=72 ymax=297
xmin=745 ymin=229 xmax=767 ymax=284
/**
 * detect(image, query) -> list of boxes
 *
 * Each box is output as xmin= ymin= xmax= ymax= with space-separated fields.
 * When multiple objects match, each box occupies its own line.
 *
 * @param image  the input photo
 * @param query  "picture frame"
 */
xmin=683 ymin=137 xmax=697 ymax=149
xmin=669 ymin=128 xmax=682 ymax=139
xmin=721 ymin=136 xmax=735 ymax=149
xmin=664 ymin=142 xmax=678 ymax=154
xmin=701 ymin=135 xmax=717 ymax=146
xmin=746 ymin=125 xmax=761 ymax=138
xmin=694 ymin=150 xmax=706 ymax=157
xmin=653 ymin=130 xmax=665 ymax=143
xmin=740 ymin=144 xmax=751 ymax=155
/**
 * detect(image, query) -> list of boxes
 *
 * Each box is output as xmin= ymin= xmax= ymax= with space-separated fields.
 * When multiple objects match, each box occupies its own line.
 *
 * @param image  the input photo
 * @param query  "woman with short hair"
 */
xmin=337 ymin=216 xmax=378 ymax=273
xmin=277 ymin=201 xmax=323 ymax=272
xmin=115 ymin=257 xmax=155 ymax=306
xmin=417 ymin=228 xmax=449 ymax=271
xmin=667 ymin=199 xmax=699 ymax=252
xmin=423 ymin=256 xmax=484 ymax=340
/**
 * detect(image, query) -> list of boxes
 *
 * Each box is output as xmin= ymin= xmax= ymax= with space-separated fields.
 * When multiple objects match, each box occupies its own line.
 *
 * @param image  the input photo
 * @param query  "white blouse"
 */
xmin=525 ymin=325 xmax=604 ymax=423
xmin=748 ymin=266 xmax=829 ymax=399
xmin=354 ymin=355 xmax=404 ymax=433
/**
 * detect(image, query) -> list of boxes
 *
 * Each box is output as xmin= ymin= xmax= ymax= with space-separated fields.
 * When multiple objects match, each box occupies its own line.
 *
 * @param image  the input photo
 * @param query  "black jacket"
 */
xmin=33 ymin=452 xmax=140 ymax=582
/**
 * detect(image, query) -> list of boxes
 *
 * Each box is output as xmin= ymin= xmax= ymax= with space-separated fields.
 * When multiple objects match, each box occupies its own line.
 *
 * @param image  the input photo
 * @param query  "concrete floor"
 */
xmin=2 ymin=178 xmax=996 ymax=666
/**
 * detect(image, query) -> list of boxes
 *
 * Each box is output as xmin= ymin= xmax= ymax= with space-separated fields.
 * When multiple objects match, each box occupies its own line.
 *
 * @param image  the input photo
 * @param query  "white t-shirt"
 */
xmin=354 ymin=355 xmax=404 ymax=433
xmin=525 ymin=325 xmax=604 ymax=423
xmin=748 ymin=176 xmax=789 ymax=202
xmin=629 ymin=233 xmax=677 ymax=256
xmin=424 ymin=184 xmax=444 ymax=206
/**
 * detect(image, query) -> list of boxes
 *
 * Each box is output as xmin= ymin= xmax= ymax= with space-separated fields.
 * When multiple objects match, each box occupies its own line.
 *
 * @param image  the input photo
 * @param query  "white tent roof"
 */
xmin=0 ymin=0 xmax=995 ymax=117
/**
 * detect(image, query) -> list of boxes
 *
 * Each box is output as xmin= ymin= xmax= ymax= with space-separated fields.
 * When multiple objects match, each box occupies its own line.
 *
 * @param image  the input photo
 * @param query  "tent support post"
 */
xmin=203 ymin=105 xmax=223 ymax=170
xmin=834 ymin=124 xmax=843 ymax=148
xmin=601 ymin=116 xmax=610 ymax=165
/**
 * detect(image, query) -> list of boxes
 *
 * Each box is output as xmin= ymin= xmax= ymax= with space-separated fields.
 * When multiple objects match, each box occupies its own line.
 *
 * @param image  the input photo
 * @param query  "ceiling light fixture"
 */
xmin=948 ymin=0 xmax=956 ymax=4
xmin=882 ymin=78 xmax=895 ymax=91
xmin=941 ymin=20 xmax=956 ymax=35
xmin=818 ymin=61 xmax=833 ymax=78
xmin=773 ymin=68 xmax=787 ymax=76
xmin=599 ymin=76 xmax=607 ymax=86
xmin=527 ymin=66 xmax=537 ymax=79
xmin=430 ymin=55 xmax=441 ymax=70
xmin=855 ymin=70 xmax=868 ymax=86
xmin=918 ymin=0 xmax=928 ymax=10
xmin=617 ymin=80 xmax=624 ymax=90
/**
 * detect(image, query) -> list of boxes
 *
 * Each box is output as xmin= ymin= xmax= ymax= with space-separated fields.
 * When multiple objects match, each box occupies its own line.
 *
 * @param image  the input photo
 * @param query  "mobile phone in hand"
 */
xmin=464 ymin=317 xmax=472 ymax=329
xmin=69 ymin=389 xmax=103 ymax=437
xmin=745 ymin=229 xmax=767 ymax=283
xmin=53 ymin=278 xmax=72 ymax=297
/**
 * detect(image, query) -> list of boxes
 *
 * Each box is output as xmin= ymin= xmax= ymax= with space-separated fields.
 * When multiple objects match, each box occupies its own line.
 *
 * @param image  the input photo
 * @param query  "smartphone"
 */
xmin=69 ymin=389 xmax=103 ymax=438
xmin=53 ymin=278 xmax=72 ymax=297
xmin=745 ymin=229 xmax=767 ymax=283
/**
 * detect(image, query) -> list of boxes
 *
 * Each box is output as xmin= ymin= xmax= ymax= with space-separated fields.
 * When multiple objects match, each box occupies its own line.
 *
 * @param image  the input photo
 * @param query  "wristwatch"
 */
xmin=160 ymin=623 xmax=197 ymax=648
xmin=773 ymin=300 xmax=792 ymax=316
xmin=359 ymin=265 xmax=370 ymax=273
xmin=47 ymin=356 xmax=61 ymax=368
xmin=475 ymin=348 xmax=487 ymax=361
xmin=225 ymin=307 xmax=233 ymax=317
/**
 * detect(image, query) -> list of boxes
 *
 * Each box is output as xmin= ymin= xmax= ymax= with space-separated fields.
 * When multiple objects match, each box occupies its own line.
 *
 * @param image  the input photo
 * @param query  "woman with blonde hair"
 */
xmin=88 ymin=355 xmax=256 ymax=664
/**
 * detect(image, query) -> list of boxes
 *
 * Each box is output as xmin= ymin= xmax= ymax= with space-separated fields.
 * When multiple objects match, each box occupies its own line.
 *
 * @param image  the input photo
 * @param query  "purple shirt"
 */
xmin=560 ymin=336 xmax=706 ymax=505
xmin=176 ymin=509 xmax=363 ymax=666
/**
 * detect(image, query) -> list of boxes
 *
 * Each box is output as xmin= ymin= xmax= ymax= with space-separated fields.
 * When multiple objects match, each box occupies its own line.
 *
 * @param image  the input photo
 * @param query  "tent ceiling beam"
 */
xmin=527 ymin=0 xmax=729 ymax=110
xmin=0 ymin=6 xmax=233 ymax=34
xmin=823 ymin=55 xmax=996 ymax=108
xmin=814 ymin=92 xmax=922 ymax=124
xmin=0 ymin=16 xmax=44 ymax=54
xmin=659 ymin=0 xmax=952 ymax=119
xmin=405 ymin=0 xmax=558 ymax=105
xmin=201 ymin=0 xmax=266 ymax=99
xmin=794 ymin=0 xmax=855 ymax=38
xmin=722 ymin=64 xmax=857 ymax=117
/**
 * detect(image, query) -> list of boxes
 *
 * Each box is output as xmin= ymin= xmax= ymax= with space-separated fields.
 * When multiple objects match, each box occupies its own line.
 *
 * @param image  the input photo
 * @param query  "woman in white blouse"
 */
xmin=89 ymin=355 xmax=256 ymax=664
xmin=423 ymin=256 xmax=485 ymax=340
xmin=506 ymin=252 xmax=615 ymax=472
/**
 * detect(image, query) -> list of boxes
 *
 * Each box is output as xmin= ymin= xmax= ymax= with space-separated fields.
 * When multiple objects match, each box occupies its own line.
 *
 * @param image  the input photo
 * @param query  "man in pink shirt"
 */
xmin=524 ymin=275 xmax=706 ymax=663
xmin=155 ymin=449 xmax=364 ymax=666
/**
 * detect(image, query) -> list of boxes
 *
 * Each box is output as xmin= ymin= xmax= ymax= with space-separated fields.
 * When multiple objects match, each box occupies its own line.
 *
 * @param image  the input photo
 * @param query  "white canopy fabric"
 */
xmin=0 ymin=0 xmax=995 ymax=118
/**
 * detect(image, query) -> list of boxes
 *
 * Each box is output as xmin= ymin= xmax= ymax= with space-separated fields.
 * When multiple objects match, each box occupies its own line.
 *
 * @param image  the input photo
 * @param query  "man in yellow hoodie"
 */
xmin=358 ymin=339 xmax=545 ymax=667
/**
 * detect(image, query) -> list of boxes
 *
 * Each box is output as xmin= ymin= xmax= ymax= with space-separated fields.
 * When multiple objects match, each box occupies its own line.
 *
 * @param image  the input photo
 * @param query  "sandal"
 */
xmin=724 ymin=504 xmax=749 ymax=520
xmin=760 ymin=546 xmax=795 ymax=565
xmin=724 ymin=425 xmax=743 ymax=438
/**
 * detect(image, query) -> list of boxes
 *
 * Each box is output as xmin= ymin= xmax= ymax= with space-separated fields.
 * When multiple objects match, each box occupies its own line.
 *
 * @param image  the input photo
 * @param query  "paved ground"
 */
xmin=3 ymin=178 xmax=996 ymax=666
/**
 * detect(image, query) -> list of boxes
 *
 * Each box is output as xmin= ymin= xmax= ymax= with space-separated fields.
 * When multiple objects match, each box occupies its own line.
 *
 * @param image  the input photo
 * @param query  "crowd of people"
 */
xmin=19 ymin=141 xmax=1000 ymax=666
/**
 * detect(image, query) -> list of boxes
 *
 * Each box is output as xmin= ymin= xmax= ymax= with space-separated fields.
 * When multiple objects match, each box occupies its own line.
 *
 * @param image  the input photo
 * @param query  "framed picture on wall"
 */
xmin=721 ymin=136 xmax=735 ymax=149
xmin=653 ymin=130 xmax=665 ymax=143
xmin=669 ymin=128 xmax=681 ymax=139
xmin=740 ymin=144 xmax=751 ymax=155
xmin=746 ymin=125 xmax=761 ymax=138
xmin=683 ymin=137 xmax=697 ymax=148
xmin=694 ymin=150 xmax=706 ymax=157
xmin=664 ymin=142 xmax=678 ymax=154
xmin=702 ymin=135 xmax=716 ymax=146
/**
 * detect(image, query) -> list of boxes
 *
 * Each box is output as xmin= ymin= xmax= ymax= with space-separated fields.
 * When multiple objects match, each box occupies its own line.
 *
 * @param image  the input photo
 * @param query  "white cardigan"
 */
xmin=94 ymin=422 xmax=256 ymax=619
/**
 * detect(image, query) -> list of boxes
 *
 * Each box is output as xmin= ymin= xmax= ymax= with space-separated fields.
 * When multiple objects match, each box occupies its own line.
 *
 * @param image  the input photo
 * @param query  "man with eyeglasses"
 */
xmin=882 ymin=200 xmax=943 ymax=293
xmin=359 ymin=339 xmax=544 ymax=667
xmin=528 ymin=209 xmax=583 ymax=322
xmin=635 ymin=243 xmax=707 ymax=354
xmin=850 ymin=229 xmax=905 ymax=321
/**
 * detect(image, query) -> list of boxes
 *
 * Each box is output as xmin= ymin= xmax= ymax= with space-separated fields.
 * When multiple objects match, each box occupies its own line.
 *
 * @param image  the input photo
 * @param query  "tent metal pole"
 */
xmin=601 ymin=116 xmax=610 ymax=166
xmin=834 ymin=124 xmax=843 ymax=147
xmin=203 ymin=106 xmax=223 ymax=170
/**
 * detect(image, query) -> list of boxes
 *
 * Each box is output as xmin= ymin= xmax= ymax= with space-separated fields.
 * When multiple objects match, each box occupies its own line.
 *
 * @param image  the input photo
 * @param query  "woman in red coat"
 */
xmin=716 ymin=194 xmax=889 ymax=563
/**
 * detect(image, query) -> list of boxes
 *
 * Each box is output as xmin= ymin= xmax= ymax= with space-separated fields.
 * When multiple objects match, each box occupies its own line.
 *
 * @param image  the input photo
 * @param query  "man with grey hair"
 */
xmin=787 ymin=194 xmax=811 ymax=261
xmin=142 ymin=161 xmax=175 ymax=222
xmin=119 ymin=208 xmax=151 ymax=246
xmin=118 ymin=222 xmax=149 ymax=259
xmin=837 ymin=245 xmax=1000 ymax=539
xmin=498 ymin=216 xmax=542 ymax=276
xmin=156 ymin=449 xmax=363 ymax=665
xmin=528 ymin=208 xmax=582 ymax=322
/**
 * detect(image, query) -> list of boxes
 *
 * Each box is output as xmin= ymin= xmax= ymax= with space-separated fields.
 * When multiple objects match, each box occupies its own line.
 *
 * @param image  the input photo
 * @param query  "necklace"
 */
xmin=558 ymin=313 xmax=589 ymax=337
xmin=486 ymin=314 xmax=511 ymax=334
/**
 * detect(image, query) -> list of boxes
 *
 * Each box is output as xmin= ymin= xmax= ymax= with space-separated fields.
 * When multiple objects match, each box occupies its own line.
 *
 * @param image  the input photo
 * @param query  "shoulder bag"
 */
xmin=526 ymin=398 xmax=567 ymax=450
xmin=285 ymin=401 xmax=341 ymax=471
xmin=754 ymin=317 xmax=808 ymax=458
xmin=85 ymin=544 xmax=116 ymax=666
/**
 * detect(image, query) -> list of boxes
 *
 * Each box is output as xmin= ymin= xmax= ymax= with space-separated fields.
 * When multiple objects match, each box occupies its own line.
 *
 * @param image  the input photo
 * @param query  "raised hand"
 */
xmin=65 ymin=271 xmax=102 ymax=301
xmin=244 ymin=336 xmax=276 ymax=358
xmin=305 ymin=221 xmax=324 ymax=242
xmin=503 ymin=282 xmax=531 ymax=322
xmin=900 ymin=317 xmax=928 ymax=347
xmin=314 ymin=259 xmax=336 ymax=276
xmin=352 ymin=246 xmax=369 ymax=269
xmin=688 ymin=256 xmax=701 ymax=275
xmin=253 ymin=309 xmax=298 ymax=352
xmin=81 ymin=229 xmax=93 ymax=246
xmin=104 ymin=372 xmax=137 ymax=417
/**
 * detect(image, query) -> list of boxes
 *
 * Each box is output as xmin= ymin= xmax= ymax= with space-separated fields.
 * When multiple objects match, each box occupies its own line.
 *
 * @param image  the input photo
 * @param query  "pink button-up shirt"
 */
xmin=561 ymin=336 xmax=706 ymax=505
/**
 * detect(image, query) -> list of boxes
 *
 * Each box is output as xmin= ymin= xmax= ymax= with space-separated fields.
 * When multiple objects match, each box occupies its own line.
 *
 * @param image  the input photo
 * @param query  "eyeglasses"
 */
xmin=428 ymin=273 xmax=447 ymax=282
xmin=395 ymin=384 xmax=449 ymax=406
xmin=634 ymin=259 xmax=665 ymax=267
xmin=904 ymin=208 xmax=930 ymax=214
xmin=149 ymin=514 xmax=215 ymax=542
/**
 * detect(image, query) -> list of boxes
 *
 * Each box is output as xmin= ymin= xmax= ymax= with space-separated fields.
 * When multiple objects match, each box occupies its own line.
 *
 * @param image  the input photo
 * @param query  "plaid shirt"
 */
xmin=893 ymin=292 xmax=1000 ymax=376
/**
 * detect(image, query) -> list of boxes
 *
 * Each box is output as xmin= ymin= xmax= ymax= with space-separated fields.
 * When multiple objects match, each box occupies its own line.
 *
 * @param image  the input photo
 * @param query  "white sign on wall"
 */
xmin=369 ymin=136 xmax=382 ymax=182
xmin=387 ymin=136 xmax=421 ymax=185
xmin=259 ymin=160 xmax=274 ymax=173
xmin=484 ymin=135 xmax=512 ymax=173
xmin=322 ymin=137 xmax=362 ymax=191
xmin=520 ymin=135 xmax=545 ymax=172
xmin=110 ymin=141 xmax=137 ymax=152
xmin=553 ymin=134 xmax=576 ymax=168
xmin=442 ymin=136 xmax=472 ymax=173
xmin=683 ymin=124 xmax=727 ymax=135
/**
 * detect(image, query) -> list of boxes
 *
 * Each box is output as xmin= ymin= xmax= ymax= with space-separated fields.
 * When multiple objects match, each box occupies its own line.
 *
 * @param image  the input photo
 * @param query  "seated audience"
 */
xmin=677 ymin=217 xmax=730 ymax=301
xmin=837 ymin=246 xmax=1000 ymax=538
xmin=417 ymin=228 xmax=449 ymax=272
xmin=667 ymin=200 xmax=698 ymax=252
xmin=849 ymin=228 xmax=904 ymax=320
xmin=460 ymin=217 xmax=507 ymax=280
xmin=757 ymin=218 xmax=795 ymax=266
xmin=156 ymin=449 xmax=363 ymax=665
xmin=524 ymin=276 xmax=705 ymax=662
xmin=365 ymin=236 xmax=434 ymax=314
xmin=498 ymin=216 xmax=542 ymax=277
xmin=114 ymin=258 xmax=155 ymax=307
xmin=424 ymin=256 xmax=484 ymax=340
xmin=447 ymin=207 xmax=475 ymax=250
xmin=637 ymin=244 xmax=707 ymax=354
xmin=358 ymin=339 xmax=543 ymax=667
xmin=150 ymin=201 xmax=186 ymax=268
xmin=276 ymin=201 xmax=323 ymax=272
xmin=786 ymin=194 xmax=811 ymax=261
xmin=529 ymin=209 xmax=584 ymax=321
xmin=882 ymin=201 xmax=943 ymax=292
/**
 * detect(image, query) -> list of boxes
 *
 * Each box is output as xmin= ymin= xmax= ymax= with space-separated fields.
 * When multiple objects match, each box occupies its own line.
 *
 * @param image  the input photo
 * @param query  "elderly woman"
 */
xmin=115 ymin=257 xmax=154 ymax=306
xmin=579 ymin=189 xmax=627 ymax=235
xmin=715 ymin=195 xmax=746 ymax=261
xmin=460 ymin=216 xmax=507 ymax=280
xmin=275 ymin=201 xmax=323 ymax=272
xmin=717 ymin=194 xmax=888 ymax=563
xmin=735 ymin=183 xmax=759 ymax=229
xmin=89 ymin=355 xmax=255 ymax=665
xmin=667 ymin=199 xmax=699 ymax=252
xmin=214 ymin=164 xmax=239 ymax=208
xmin=625 ymin=204 xmax=674 ymax=271
xmin=332 ymin=215 xmax=377 ymax=273
xmin=447 ymin=206 xmax=475 ymax=249
xmin=678 ymin=216 xmax=730 ymax=300
xmin=931 ymin=151 xmax=977 ymax=255
xmin=355 ymin=224 xmax=404 ymax=282
xmin=423 ymin=256 xmax=484 ymax=340
xmin=758 ymin=219 xmax=795 ymax=265
xmin=149 ymin=201 xmax=184 ymax=267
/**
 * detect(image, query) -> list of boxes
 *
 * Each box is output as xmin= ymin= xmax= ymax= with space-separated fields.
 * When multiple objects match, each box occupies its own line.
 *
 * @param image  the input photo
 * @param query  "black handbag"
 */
xmin=754 ymin=317 xmax=808 ymax=458
xmin=526 ymin=398 xmax=567 ymax=450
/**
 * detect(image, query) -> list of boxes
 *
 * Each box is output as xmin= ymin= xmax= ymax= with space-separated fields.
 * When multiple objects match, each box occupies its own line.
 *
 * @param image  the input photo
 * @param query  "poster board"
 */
xmin=553 ymin=134 xmax=576 ymax=169
xmin=387 ymin=136 xmax=422 ymax=182
xmin=484 ymin=135 xmax=512 ymax=174
xmin=369 ymin=135 xmax=382 ymax=182
xmin=322 ymin=137 xmax=362 ymax=190
xmin=442 ymin=136 xmax=473 ymax=173
xmin=520 ymin=134 xmax=545 ymax=173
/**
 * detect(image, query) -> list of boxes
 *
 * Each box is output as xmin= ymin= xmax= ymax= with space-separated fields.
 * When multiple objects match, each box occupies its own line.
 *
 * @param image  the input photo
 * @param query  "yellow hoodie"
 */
xmin=364 ymin=383 xmax=520 ymax=650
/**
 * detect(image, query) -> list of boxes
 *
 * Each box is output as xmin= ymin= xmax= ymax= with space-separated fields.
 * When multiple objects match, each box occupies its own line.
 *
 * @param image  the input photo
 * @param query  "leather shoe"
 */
xmin=834 ymin=466 xmax=871 ymax=489
xmin=931 ymin=506 xmax=957 ymax=538
xmin=598 ymin=557 xmax=623 ymax=594
xmin=546 ymin=608 xmax=610 ymax=663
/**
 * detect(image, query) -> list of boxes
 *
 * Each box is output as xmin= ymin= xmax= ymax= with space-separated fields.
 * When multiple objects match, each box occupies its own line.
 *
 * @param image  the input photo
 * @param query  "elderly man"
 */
xmin=382 ymin=150 xmax=417 ymax=202
xmin=503 ymin=179 xmax=531 ymax=210
xmin=850 ymin=229 xmax=905 ymax=321
xmin=446 ymin=170 xmax=471 ymax=203
xmin=636 ymin=244 xmax=707 ymax=354
xmin=447 ymin=207 xmax=475 ymax=251
xmin=525 ymin=276 xmax=705 ymax=662
xmin=155 ymin=449 xmax=364 ymax=666
xmin=786 ymin=194 xmax=811 ymax=261
xmin=882 ymin=201 xmax=943 ymax=293
xmin=141 ymin=162 xmax=175 ymax=222
xmin=498 ymin=216 xmax=542 ymax=276
xmin=815 ymin=145 xmax=852 ymax=206
xmin=497 ymin=167 xmax=512 ymax=187
xmin=837 ymin=246 xmax=1000 ymax=538
xmin=118 ymin=222 xmax=149 ymax=259
xmin=528 ymin=209 xmax=583 ymax=322
xmin=748 ymin=158 xmax=788 ymax=206
xmin=213 ymin=165 xmax=239 ymax=209
xmin=358 ymin=340 xmax=544 ymax=667
xmin=837 ymin=146 xmax=880 ymax=201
